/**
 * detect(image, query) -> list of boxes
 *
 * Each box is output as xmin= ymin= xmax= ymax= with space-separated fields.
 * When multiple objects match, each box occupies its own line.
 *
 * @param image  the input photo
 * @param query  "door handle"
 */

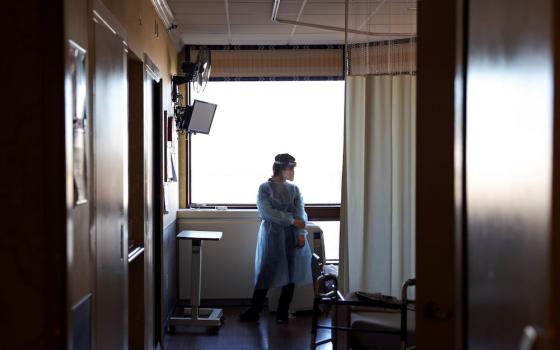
xmin=120 ymin=224 xmax=124 ymax=260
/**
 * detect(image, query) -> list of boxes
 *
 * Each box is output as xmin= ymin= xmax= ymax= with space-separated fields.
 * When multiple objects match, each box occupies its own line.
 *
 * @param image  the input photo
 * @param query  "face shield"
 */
xmin=274 ymin=160 xmax=297 ymax=167
xmin=275 ymin=160 xmax=296 ymax=181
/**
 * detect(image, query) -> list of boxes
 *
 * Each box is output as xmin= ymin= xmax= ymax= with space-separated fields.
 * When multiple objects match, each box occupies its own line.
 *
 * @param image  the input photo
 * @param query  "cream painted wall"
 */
xmin=176 ymin=210 xmax=324 ymax=312
xmin=177 ymin=210 xmax=261 ymax=300
xmin=102 ymin=0 xmax=179 ymax=227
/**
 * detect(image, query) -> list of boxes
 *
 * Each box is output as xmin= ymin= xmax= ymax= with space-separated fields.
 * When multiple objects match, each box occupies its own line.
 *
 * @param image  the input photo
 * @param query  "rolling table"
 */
xmin=169 ymin=230 xmax=223 ymax=330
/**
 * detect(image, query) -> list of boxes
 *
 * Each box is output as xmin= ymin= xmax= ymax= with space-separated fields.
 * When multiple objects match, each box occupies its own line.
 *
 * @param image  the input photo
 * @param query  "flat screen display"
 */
xmin=188 ymin=99 xmax=217 ymax=134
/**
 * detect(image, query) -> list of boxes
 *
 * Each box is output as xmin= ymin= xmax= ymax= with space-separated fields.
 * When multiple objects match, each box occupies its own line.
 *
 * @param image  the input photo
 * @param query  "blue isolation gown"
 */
xmin=254 ymin=179 xmax=312 ymax=289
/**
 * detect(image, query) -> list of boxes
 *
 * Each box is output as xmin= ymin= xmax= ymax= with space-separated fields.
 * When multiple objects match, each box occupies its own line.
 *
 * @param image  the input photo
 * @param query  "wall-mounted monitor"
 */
xmin=174 ymin=99 xmax=218 ymax=135
xmin=187 ymin=99 xmax=217 ymax=134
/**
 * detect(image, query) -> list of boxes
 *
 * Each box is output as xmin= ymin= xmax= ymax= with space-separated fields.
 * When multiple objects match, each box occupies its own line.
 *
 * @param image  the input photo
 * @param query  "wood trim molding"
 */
xmin=144 ymin=54 xmax=161 ymax=82
xmin=92 ymin=0 xmax=127 ymax=43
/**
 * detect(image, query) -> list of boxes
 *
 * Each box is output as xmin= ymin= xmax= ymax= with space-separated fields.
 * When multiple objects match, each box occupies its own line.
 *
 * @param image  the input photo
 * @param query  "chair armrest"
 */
xmin=401 ymin=278 xmax=416 ymax=304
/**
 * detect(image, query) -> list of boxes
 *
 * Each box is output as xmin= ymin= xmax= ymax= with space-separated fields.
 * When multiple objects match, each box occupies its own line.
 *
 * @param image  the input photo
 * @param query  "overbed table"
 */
xmin=169 ymin=230 xmax=224 ymax=330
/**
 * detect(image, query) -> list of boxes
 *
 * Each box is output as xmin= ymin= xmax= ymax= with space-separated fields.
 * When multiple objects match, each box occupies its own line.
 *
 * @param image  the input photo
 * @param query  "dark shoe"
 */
xmin=239 ymin=308 xmax=260 ymax=322
xmin=275 ymin=312 xmax=289 ymax=324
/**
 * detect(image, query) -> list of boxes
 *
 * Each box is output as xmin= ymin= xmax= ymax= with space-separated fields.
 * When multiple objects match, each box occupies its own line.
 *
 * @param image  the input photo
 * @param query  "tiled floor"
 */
xmin=164 ymin=306 xmax=333 ymax=350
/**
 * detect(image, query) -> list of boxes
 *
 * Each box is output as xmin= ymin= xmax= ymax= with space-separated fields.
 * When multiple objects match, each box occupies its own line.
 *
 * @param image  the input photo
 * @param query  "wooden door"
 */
xmin=466 ymin=0 xmax=557 ymax=347
xmin=92 ymin=5 xmax=128 ymax=349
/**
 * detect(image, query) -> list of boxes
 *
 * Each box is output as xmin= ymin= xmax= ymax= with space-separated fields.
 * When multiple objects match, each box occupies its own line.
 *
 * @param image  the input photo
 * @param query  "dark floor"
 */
xmin=164 ymin=306 xmax=333 ymax=350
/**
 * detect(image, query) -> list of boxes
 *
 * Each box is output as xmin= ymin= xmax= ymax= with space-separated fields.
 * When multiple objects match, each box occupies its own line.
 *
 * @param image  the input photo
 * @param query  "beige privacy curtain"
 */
xmin=340 ymin=74 xmax=416 ymax=297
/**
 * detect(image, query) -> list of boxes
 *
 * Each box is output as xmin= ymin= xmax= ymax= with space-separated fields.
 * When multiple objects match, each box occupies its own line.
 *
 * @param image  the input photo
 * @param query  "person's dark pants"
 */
xmin=250 ymin=283 xmax=295 ymax=317
xmin=276 ymin=283 xmax=295 ymax=319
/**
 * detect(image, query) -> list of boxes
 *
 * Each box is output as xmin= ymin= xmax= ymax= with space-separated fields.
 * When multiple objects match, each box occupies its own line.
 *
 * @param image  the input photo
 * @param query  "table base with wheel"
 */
xmin=169 ymin=230 xmax=224 ymax=332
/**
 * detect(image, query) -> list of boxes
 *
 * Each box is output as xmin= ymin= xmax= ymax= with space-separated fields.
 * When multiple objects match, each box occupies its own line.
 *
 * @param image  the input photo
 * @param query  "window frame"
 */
xmin=184 ymin=79 xmax=342 ymax=222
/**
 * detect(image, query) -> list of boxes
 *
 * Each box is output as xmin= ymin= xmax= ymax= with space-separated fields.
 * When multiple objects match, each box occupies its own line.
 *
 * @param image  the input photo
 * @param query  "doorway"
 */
xmin=152 ymin=79 xmax=164 ymax=348
xmin=127 ymin=50 xmax=146 ymax=350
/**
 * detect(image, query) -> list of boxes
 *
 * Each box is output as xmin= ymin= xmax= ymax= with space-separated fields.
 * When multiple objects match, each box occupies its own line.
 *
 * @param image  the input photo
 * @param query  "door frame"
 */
xmin=416 ymin=0 xmax=466 ymax=348
xmin=143 ymin=54 xmax=164 ymax=348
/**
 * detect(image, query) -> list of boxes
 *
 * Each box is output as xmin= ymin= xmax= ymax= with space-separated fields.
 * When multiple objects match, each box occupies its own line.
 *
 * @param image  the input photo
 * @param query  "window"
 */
xmin=190 ymin=80 xmax=345 ymax=206
xmin=318 ymin=221 xmax=340 ymax=261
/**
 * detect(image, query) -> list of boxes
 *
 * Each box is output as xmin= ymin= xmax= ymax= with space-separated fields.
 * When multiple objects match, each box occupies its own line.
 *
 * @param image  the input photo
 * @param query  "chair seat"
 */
xmin=350 ymin=309 xmax=416 ymax=349
xmin=352 ymin=309 xmax=415 ymax=333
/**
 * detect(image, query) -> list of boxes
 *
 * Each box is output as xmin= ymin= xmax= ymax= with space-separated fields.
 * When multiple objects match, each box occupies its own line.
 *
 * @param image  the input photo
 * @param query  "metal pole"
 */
xmin=191 ymin=239 xmax=202 ymax=319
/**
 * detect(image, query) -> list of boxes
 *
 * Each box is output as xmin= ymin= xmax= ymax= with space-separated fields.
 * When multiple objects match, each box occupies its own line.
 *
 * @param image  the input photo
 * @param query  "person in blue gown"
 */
xmin=239 ymin=153 xmax=312 ymax=323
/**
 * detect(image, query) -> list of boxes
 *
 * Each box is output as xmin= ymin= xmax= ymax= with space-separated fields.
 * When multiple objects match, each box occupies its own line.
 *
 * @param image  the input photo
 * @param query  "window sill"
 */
xmin=176 ymin=208 xmax=259 ymax=220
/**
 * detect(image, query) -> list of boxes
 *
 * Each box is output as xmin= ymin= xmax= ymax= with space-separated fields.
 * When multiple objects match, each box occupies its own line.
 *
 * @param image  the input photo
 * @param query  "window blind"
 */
xmin=187 ymin=45 xmax=344 ymax=81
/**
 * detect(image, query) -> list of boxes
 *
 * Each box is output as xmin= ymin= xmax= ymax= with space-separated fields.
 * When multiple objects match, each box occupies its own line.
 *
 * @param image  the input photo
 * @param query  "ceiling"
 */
xmin=166 ymin=0 xmax=417 ymax=46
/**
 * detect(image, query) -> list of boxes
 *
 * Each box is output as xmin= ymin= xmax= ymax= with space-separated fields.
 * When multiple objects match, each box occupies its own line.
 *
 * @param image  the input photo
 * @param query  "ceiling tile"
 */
xmin=228 ymin=2 xmax=276 ymax=14
xmin=168 ymin=0 xmax=416 ymax=45
xmin=177 ymin=24 xmax=228 ymax=34
xmin=175 ymin=14 xmax=228 ymax=25
xmin=229 ymin=14 xmax=277 ymax=25
xmin=172 ymin=2 xmax=226 ymax=15
xmin=230 ymin=24 xmax=292 ymax=34
xmin=299 ymin=14 xmax=345 ymax=27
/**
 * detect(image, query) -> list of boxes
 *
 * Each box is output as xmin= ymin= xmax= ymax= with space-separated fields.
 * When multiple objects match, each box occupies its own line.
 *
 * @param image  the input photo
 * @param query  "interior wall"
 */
xmin=64 ymin=1 xmax=94 ymax=349
xmin=177 ymin=210 xmax=261 ymax=300
xmin=93 ymin=0 xmax=182 ymax=325
xmin=98 ymin=1 xmax=181 ymax=331
xmin=163 ymin=220 xmax=177 ymax=325
xmin=102 ymin=0 xmax=179 ymax=227
xmin=2 ymin=1 xmax=67 ymax=348
xmin=66 ymin=0 xmax=91 ymax=309
xmin=2 ymin=0 xmax=180 ymax=347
